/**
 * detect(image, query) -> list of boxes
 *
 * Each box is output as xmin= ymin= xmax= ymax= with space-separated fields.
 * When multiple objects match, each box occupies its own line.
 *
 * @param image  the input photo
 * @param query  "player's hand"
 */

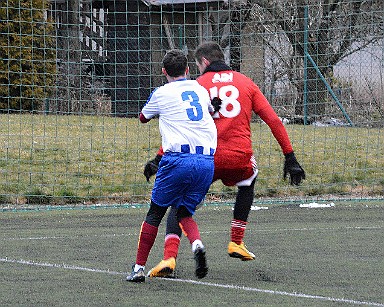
xmin=143 ymin=154 xmax=162 ymax=182
xmin=283 ymin=152 xmax=306 ymax=185
xmin=211 ymin=97 xmax=222 ymax=113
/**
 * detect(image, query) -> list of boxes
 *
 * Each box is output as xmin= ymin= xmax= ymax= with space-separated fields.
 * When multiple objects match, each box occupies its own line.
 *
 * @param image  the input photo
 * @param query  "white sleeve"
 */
xmin=141 ymin=88 xmax=160 ymax=119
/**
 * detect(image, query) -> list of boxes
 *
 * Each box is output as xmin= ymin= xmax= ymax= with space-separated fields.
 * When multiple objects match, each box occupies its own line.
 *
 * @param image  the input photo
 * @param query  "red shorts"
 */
xmin=213 ymin=149 xmax=258 ymax=186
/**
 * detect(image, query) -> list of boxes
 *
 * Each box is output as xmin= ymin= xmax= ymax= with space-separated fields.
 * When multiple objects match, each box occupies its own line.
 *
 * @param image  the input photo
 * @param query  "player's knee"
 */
xmin=176 ymin=206 xmax=192 ymax=221
xmin=145 ymin=201 xmax=167 ymax=227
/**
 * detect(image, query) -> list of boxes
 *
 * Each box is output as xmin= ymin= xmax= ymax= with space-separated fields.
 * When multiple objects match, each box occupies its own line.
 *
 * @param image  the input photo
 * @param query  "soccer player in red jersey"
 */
xmin=145 ymin=42 xmax=305 ymax=278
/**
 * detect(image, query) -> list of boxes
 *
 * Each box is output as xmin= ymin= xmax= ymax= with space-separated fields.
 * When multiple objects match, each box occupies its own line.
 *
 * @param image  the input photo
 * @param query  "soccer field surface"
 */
xmin=1 ymin=202 xmax=383 ymax=306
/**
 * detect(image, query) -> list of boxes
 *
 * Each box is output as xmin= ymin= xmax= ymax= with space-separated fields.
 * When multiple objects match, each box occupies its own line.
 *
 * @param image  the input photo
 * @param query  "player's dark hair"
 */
xmin=162 ymin=49 xmax=188 ymax=77
xmin=194 ymin=41 xmax=225 ymax=64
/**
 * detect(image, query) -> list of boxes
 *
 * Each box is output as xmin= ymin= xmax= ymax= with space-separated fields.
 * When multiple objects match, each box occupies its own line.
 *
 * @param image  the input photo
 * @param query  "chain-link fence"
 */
xmin=0 ymin=0 xmax=383 ymax=206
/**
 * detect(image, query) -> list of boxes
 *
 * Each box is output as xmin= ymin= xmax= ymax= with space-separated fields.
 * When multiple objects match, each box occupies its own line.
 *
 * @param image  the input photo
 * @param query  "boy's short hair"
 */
xmin=194 ymin=41 xmax=225 ymax=64
xmin=162 ymin=49 xmax=188 ymax=77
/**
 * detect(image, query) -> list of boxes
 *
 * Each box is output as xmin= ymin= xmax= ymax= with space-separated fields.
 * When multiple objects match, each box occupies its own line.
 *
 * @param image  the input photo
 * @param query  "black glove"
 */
xmin=143 ymin=154 xmax=162 ymax=182
xmin=211 ymin=97 xmax=222 ymax=113
xmin=283 ymin=152 xmax=306 ymax=185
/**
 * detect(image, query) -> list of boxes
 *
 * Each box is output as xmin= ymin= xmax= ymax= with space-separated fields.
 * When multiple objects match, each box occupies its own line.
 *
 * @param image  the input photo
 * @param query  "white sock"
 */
xmin=191 ymin=239 xmax=204 ymax=252
xmin=134 ymin=264 xmax=145 ymax=272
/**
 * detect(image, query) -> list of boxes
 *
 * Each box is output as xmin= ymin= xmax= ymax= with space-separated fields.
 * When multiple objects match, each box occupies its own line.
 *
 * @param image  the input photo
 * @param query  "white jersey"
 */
xmin=141 ymin=79 xmax=217 ymax=155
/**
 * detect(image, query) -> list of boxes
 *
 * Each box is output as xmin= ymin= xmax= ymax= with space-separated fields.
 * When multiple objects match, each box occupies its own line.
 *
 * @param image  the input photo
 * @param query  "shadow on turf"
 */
xmin=253 ymin=269 xmax=277 ymax=282
xmin=165 ymin=268 xmax=277 ymax=283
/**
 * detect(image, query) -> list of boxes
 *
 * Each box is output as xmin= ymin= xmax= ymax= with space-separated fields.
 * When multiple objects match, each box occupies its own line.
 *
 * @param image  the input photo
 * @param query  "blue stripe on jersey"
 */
xmin=179 ymin=144 xmax=214 ymax=155
xmin=181 ymin=144 xmax=190 ymax=153
xmin=143 ymin=87 xmax=160 ymax=107
xmin=196 ymin=146 xmax=203 ymax=154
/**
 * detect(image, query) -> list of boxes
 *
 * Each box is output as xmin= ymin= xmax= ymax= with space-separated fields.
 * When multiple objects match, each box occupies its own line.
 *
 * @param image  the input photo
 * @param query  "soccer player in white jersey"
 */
xmin=126 ymin=49 xmax=217 ymax=282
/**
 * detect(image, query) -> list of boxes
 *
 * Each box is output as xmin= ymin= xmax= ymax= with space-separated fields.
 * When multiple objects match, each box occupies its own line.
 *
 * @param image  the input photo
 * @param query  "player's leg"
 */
xmin=177 ymin=205 xmax=208 ymax=279
xmin=228 ymin=178 xmax=256 ymax=261
xmin=139 ymin=153 xmax=187 ymax=278
xmin=215 ymin=153 xmax=258 ymax=261
xmin=147 ymin=207 xmax=181 ymax=278
xmin=149 ymin=154 xmax=212 ymax=279
xmin=126 ymin=202 xmax=168 ymax=282
xmin=148 ymin=200 xmax=206 ymax=277
xmin=177 ymin=155 xmax=213 ymax=279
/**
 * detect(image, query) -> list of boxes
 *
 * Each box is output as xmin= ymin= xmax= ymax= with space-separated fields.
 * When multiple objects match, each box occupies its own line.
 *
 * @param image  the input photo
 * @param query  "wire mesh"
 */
xmin=0 ymin=0 xmax=383 ymax=206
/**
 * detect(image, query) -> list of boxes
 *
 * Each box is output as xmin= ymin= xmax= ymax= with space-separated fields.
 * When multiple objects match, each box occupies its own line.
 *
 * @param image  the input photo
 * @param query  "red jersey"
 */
xmin=154 ymin=64 xmax=293 ymax=185
xmin=197 ymin=70 xmax=293 ymax=155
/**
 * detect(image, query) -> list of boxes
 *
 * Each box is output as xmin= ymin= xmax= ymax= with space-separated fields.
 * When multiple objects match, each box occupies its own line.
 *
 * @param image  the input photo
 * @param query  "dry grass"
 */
xmin=0 ymin=113 xmax=383 ymax=206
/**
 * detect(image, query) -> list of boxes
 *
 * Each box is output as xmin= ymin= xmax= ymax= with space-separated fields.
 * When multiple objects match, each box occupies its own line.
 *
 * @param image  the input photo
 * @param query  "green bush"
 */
xmin=0 ymin=0 xmax=56 ymax=112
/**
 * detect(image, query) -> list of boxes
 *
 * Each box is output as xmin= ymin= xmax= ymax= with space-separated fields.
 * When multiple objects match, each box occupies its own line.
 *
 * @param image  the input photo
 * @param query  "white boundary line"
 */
xmin=0 ymin=257 xmax=123 ymax=275
xmin=1 ymin=257 xmax=383 ymax=306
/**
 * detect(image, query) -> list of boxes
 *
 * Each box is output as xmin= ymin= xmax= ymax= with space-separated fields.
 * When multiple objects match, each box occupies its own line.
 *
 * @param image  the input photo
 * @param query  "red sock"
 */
xmin=163 ymin=234 xmax=180 ymax=259
xmin=136 ymin=221 xmax=158 ymax=266
xmin=179 ymin=216 xmax=201 ymax=244
xmin=231 ymin=219 xmax=247 ymax=245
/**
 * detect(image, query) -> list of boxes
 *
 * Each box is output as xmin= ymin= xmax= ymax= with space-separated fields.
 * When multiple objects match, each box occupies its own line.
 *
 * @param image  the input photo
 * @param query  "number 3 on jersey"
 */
xmin=209 ymin=85 xmax=241 ymax=118
xmin=181 ymin=91 xmax=203 ymax=121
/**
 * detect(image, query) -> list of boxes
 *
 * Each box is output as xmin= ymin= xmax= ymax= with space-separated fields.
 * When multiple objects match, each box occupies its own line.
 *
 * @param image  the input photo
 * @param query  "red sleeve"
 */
xmin=257 ymin=105 xmax=293 ymax=155
xmin=157 ymin=147 xmax=164 ymax=156
xmin=139 ymin=112 xmax=150 ymax=123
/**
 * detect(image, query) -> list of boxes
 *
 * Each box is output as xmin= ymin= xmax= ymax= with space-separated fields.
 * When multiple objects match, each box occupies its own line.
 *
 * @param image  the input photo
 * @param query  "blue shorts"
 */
xmin=151 ymin=153 xmax=214 ymax=215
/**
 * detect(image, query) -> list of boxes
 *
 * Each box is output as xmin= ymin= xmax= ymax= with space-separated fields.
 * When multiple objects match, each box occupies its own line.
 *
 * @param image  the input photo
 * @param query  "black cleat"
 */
xmin=126 ymin=265 xmax=145 ymax=283
xmin=194 ymin=247 xmax=208 ymax=279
